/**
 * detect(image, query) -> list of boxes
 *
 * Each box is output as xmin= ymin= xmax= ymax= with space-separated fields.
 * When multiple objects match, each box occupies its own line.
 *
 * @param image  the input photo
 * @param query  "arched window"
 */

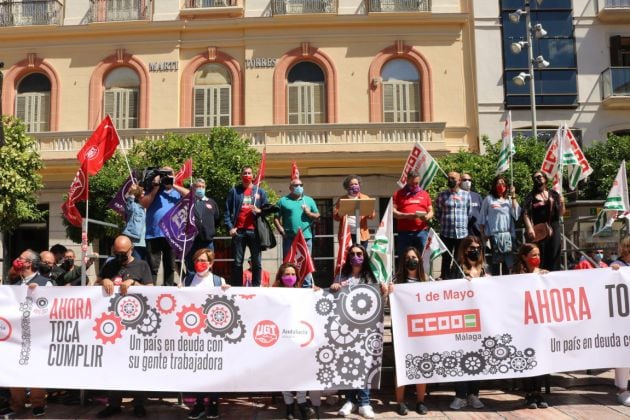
xmin=16 ymin=73 xmax=51 ymax=132
xmin=287 ymin=61 xmax=326 ymax=124
xmin=104 ymin=67 xmax=139 ymax=129
xmin=382 ymin=59 xmax=420 ymax=122
xmin=193 ymin=64 xmax=231 ymax=127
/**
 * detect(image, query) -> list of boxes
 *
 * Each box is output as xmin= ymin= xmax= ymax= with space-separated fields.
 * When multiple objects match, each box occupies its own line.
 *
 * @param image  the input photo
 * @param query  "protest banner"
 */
xmin=0 ymin=285 xmax=383 ymax=392
xmin=390 ymin=267 xmax=630 ymax=386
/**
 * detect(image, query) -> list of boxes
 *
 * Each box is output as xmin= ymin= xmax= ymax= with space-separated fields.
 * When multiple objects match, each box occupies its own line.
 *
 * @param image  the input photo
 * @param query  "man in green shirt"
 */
xmin=274 ymin=178 xmax=320 ymax=287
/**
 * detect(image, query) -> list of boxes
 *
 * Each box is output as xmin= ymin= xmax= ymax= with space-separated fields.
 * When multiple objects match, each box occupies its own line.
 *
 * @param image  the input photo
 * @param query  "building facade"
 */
xmin=474 ymin=0 xmax=630 ymax=146
xmin=0 ymin=0 xmax=478 ymax=280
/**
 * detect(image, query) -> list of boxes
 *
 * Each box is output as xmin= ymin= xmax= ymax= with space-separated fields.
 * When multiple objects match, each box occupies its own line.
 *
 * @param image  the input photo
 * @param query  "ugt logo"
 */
xmin=253 ymin=320 xmax=279 ymax=347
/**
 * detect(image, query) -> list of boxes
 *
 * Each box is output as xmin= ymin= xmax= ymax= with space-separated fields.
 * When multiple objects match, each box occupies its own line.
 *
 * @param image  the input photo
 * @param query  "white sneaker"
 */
xmin=467 ymin=394 xmax=484 ymax=409
xmin=449 ymin=397 xmax=468 ymax=410
xmin=338 ymin=401 xmax=355 ymax=417
xmin=358 ymin=405 xmax=375 ymax=419
xmin=618 ymin=390 xmax=630 ymax=406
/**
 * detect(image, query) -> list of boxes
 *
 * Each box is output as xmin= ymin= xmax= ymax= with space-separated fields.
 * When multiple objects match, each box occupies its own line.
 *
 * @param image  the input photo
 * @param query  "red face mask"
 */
xmin=12 ymin=258 xmax=25 ymax=271
xmin=527 ymin=256 xmax=541 ymax=269
xmin=496 ymin=185 xmax=507 ymax=196
xmin=194 ymin=261 xmax=210 ymax=274
xmin=241 ymin=175 xmax=253 ymax=185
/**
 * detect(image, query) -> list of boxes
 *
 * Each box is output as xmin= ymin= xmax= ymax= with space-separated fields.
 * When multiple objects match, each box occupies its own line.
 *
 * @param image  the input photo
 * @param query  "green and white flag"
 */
xmin=496 ymin=111 xmax=515 ymax=175
xmin=369 ymin=198 xmax=394 ymax=283
xmin=562 ymin=124 xmax=592 ymax=190
xmin=397 ymin=143 xmax=441 ymax=190
xmin=593 ymin=161 xmax=629 ymax=237
xmin=421 ymin=228 xmax=448 ymax=277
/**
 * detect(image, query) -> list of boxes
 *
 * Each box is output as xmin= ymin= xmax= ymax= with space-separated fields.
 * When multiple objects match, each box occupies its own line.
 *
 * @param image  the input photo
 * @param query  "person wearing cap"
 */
xmin=574 ymin=248 xmax=608 ymax=269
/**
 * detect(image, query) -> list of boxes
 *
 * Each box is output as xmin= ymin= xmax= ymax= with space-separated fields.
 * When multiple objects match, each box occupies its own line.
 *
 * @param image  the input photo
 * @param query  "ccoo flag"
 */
xmin=496 ymin=111 xmax=515 ymax=175
xmin=77 ymin=115 xmax=120 ymax=176
xmin=421 ymin=228 xmax=448 ymax=277
xmin=397 ymin=143 xmax=440 ymax=190
xmin=369 ymin=199 xmax=394 ymax=283
xmin=593 ymin=161 xmax=629 ymax=237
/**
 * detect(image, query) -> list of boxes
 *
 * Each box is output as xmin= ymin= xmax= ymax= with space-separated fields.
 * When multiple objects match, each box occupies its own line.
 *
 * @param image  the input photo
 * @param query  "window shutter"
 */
xmin=219 ymin=86 xmax=231 ymax=126
xmin=409 ymin=82 xmax=420 ymax=122
xmin=194 ymin=88 xmax=206 ymax=127
xmin=313 ymin=83 xmax=325 ymax=123
xmin=127 ymin=89 xmax=138 ymax=128
xmin=39 ymin=92 xmax=51 ymax=131
xmin=611 ymin=36 xmax=622 ymax=66
xmin=383 ymin=83 xmax=394 ymax=122
xmin=288 ymin=85 xmax=299 ymax=124
xmin=104 ymin=91 xmax=115 ymax=121
xmin=16 ymin=96 xmax=27 ymax=123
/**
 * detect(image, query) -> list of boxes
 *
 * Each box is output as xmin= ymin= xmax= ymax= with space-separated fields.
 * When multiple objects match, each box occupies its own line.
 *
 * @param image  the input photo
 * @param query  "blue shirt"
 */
xmin=479 ymin=195 xmax=521 ymax=237
xmin=145 ymin=188 xmax=182 ymax=239
xmin=435 ymin=189 xmax=471 ymax=239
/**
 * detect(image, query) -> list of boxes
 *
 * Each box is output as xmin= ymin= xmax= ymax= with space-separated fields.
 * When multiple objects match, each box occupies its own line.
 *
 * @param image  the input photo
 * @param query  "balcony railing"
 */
xmin=88 ymin=0 xmax=152 ymax=23
xmin=31 ymin=122 xmax=446 ymax=158
xmin=185 ymin=0 xmax=236 ymax=7
xmin=368 ymin=0 xmax=430 ymax=13
xmin=0 ymin=0 xmax=63 ymax=26
xmin=602 ymin=0 xmax=630 ymax=7
xmin=271 ymin=0 xmax=337 ymax=15
xmin=601 ymin=67 xmax=630 ymax=99
xmin=597 ymin=0 xmax=630 ymax=21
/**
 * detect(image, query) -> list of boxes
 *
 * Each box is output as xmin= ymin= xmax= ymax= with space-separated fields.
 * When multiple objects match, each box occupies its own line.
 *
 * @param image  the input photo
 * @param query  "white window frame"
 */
xmin=16 ymin=92 xmax=50 ymax=133
xmin=193 ymin=85 xmax=231 ymax=127
xmin=104 ymin=87 xmax=138 ymax=129
xmin=382 ymin=80 xmax=420 ymax=123
xmin=287 ymin=82 xmax=325 ymax=125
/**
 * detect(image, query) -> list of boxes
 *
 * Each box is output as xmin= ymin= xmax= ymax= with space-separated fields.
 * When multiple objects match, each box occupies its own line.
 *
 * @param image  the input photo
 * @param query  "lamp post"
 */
xmin=0 ymin=61 xmax=4 ymax=148
xmin=509 ymin=0 xmax=548 ymax=140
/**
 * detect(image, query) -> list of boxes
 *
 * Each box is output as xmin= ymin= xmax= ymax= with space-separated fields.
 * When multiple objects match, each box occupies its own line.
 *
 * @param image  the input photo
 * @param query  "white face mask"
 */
xmin=461 ymin=180 xmax=472 ymax=191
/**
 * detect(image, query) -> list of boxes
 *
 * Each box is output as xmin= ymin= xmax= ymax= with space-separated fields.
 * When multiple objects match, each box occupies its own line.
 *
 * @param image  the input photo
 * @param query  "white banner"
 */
xmin=0 ymin=285 xmax=384 ymax=392
xmin=390 ymin=267 xmax=630 ymax=386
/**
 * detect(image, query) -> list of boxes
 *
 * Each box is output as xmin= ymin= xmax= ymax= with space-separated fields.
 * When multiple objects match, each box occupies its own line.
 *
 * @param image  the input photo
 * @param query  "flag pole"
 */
xmin=178 ymin=197 xmax=192 ymax=287
xmin=559 ymin=122 xmax=568 ymax=270
xmin=81 ymin=182 xmax=89 ymax=286
xmin=110 ymin=117 xmax=134 ymax=182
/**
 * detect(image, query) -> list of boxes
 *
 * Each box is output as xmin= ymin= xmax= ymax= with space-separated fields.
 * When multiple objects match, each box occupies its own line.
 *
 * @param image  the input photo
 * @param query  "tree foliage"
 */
xmin=63 ymin=127 xmax=269 ymax=243
xmin=0 ymin=116 xmax=45 ymax=232
xmin=581 ymin=134 xmax=630 ymax=201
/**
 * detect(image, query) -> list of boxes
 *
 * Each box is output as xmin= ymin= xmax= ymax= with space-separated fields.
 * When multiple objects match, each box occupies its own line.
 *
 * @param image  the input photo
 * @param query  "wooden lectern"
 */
xmin=338 ymin=198 xmax=376 ymax=244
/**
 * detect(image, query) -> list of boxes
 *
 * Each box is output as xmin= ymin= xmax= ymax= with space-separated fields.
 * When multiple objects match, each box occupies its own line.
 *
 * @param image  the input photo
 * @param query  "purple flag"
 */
xmin=158 ymin=192 xmax=198 ymax=259
xmin=107 ymin=174 xmax=136 ymax=217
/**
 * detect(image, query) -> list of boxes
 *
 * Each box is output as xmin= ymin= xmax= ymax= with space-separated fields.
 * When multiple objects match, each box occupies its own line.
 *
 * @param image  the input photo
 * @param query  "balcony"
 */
xmin=597 ymin=0 xmax=630 ymax=22
xmin=601 ymin=67 xmax=630 ymax=109
xmin=180 ymin=0 xmax=243 ymax=18
xmin=32 ymin=122 xmax=447 ymax=161
xmin=271 ymin=0 xmax=337 ymax=15
xmin=369 ymin=0 xmax=430 ymax=13
xmin=0 ymin=0 xmax=63 ymax=27
xmin=88 ymin=0 xmax=152 ymax=23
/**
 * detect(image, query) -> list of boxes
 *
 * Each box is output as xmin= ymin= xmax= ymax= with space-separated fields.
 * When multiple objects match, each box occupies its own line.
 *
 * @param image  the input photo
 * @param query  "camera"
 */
xmin=142 ymin=167 xmax=173 ymax=191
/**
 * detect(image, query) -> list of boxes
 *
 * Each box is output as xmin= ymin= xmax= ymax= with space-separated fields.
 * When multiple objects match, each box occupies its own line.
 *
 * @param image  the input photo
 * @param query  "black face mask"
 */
xmin=39 ymin=264 xmax=52 ymax=274
xmin=405 ymin=259 xmax=419 ymax=270
xmin=63 ymin=259 xmax=74 ymax=268
xmin=114 ymin=253 xmax=129 ymax=264
xmin=534 ymin=178 xmax=546 ymax=188
xmin=466 ymin=249 xmax=480 ymax=261
xmin=447 ymin=179 xmax=457 ymax=188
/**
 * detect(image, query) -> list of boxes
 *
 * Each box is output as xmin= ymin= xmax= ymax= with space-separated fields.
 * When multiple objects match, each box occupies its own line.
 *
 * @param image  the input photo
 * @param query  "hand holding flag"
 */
xmin=174 ymin=159 xmax=193 ymax=187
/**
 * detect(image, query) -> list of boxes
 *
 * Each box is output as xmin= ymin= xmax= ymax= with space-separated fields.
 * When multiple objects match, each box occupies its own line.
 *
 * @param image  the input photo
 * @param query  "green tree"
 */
xmin=581 ymin=135 xmax=630 ymax=201
xmin=0 ymin=116 xmax=45 ymax=277
xmin=63 ymin=127 xmax=269 ymax=243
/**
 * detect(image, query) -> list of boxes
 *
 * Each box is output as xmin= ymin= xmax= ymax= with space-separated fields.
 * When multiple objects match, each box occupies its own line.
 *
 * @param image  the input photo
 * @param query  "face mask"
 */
xmin=281 ymin=274 xmax=297 ymax=288
xmin=293 ymin=186 xmax=304 ymax=196
xmin=611 ymin=254 xmax=619 ymax=261
xmin=195 ymin=188 xmax=205 ymax=199
xmin=114 ymin=252 xmax=129 ymax=264
xmin=12 ymin=259 xmax=25 ymax=271
xmin=39 ymin=264 xmax=52 ymax=275
xmin=466 ymin=249 xmax=480 ymax=261
xmin=527 ymin=256 xmax=541 ymax=268
xmin=496 ymin=185 xmax=507 ymax=196
xmin=350 ymin=255 xmax=364 ymax=266
xmin=194 ymin=261 xmax=210 ymax=274
xmin=63 ymin=258 xmax=75 ymax=268
xmin=534 ymin=178 xmax=546 ymax=188
xmin=447 ymin=179 xmax=458 ymax=188
xmin=241 ymin=175 xmax=253 ymax=185
xmin=405 ymin=259 xmax=419 ymax=270
xmin=461 ymin=180 xmax=472 ymax=191
xmin=348 ymin=185 xmax=360 ymax=195
xmin=594 ymin=253 xmax=604 ymax=262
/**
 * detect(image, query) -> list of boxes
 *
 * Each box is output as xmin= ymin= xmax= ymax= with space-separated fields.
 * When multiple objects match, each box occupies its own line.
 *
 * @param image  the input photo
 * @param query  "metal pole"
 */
xmin=525 ymin=1 xmax=538 ymax=140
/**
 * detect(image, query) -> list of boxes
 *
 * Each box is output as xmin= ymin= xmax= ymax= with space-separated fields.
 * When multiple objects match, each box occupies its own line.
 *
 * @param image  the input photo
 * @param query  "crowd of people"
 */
xmin=2 ymin=165 xmax=629 ymax=419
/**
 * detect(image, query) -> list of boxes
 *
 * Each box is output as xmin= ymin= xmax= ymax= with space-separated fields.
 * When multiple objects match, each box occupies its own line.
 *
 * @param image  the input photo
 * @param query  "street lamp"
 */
xmin=508 ymin=0 xmax=549 ymax=140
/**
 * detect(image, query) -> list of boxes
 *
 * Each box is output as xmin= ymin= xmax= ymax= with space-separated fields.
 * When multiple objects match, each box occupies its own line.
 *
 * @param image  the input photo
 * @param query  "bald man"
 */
xmin=97 ymin=235 xmax=154 ymax=296
xmin=95 ymin=235 xmax=153 ymax=418
xmin=39 ymin=250 xmax=65 ymax=285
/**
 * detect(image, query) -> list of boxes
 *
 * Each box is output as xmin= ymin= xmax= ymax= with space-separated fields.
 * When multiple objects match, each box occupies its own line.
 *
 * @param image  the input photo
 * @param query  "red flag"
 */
xmin=335 ymin=216 xmax=352 ymax=276
xmin=77 ymin=115 xmax=120 ymax=176
xmin=174 ymin=159 xmax=193 ymax=187
xmin=253 ymin=148 xmax=266 ymax=185
xmin=284 ymin=229 xmax=315 ymax=282
xmin=62 ymin=160 xmax=89 ymax=227
xmin=291 ymin=161 xmax=300 ymax=180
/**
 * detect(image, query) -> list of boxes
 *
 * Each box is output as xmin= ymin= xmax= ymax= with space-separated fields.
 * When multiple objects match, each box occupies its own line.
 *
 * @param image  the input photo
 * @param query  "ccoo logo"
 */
xmin=253 ymin=320 xmax=279 ymax=347
xmin=85 ymin=145 xmax=99 ymax=160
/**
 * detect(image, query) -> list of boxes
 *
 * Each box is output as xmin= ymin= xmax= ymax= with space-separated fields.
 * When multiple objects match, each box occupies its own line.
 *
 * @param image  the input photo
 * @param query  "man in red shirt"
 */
xmin=575 ymin=248 xmax=608 ymax=269
xmin=393 ymin=169 xmax=434 ymax=268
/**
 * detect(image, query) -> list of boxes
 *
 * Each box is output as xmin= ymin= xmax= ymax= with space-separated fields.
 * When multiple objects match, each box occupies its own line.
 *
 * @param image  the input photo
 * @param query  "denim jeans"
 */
xmin=282 ymin=235 xmax=313 ymax=288
xmin=231 ymin=229 xmax=262 ymax=287
xmin=396 ymin=230 xmax=429 ymax=266
xmin=345 ymin=388 xmax=370 ymax=407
